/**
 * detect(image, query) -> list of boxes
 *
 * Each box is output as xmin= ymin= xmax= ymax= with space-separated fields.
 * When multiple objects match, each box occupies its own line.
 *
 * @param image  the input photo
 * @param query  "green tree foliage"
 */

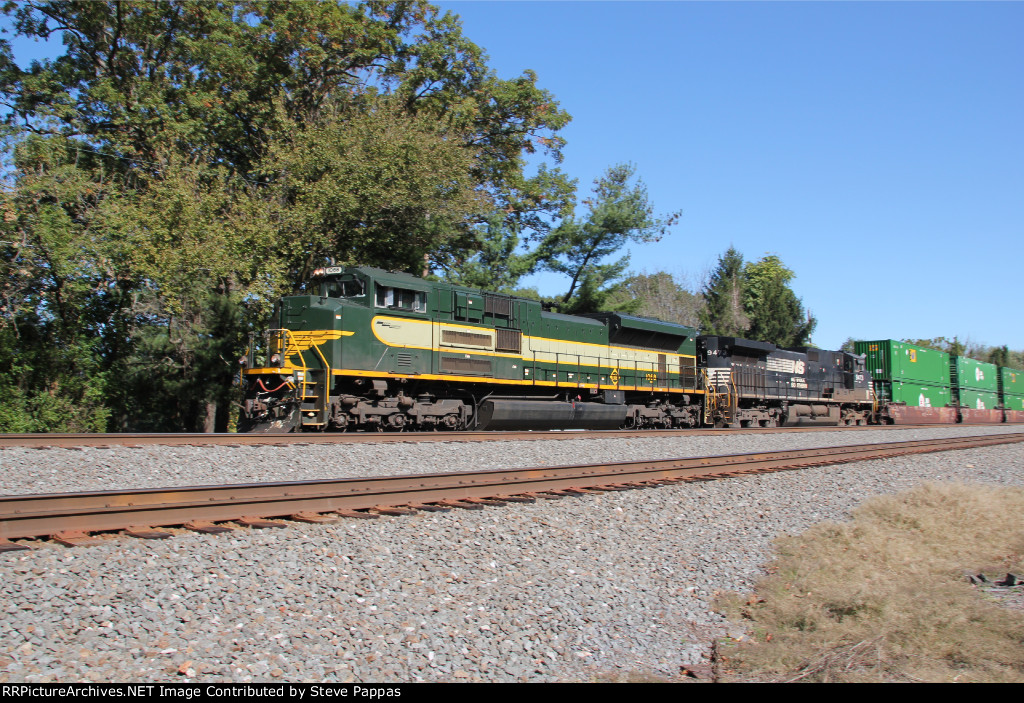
xmin=988 ymin=345 xmax=1010 ymax=368
xmin=903 ymin=337 xmax=967 ymax=357
xmin=604 ymin=271 xmax=704 ymax=327
xmin=266 ymin=97 xmax=485 ymax=280
xmin=742 ymin=255 xmax=816 ymax=348
xmin=0 ymin=1 xmax=575 ymax=431
xmin=0 ymin=137 xmax=120 ymax=431
xmin=698 ymin=247 xmax=749 ymax=337
xmin=699 ymin=248 xmax=815 ymax=347
xmin=3 ymin=1 xmax=575 ymax=275
xmin=433 ymin=213 xmax=540 ymax=292
xmin=535 ymin=163 xmax=678 ymax=313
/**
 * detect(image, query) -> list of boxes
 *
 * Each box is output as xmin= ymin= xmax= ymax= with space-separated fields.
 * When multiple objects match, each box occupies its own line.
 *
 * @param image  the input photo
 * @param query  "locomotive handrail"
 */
xmin=700 ymin=367 xmax=737 ymax=426
xmin=700 ymin=368 xmax=713 ymax=425
xmin=303 ymin=333 xmax=332 ymax=426
xmin=269 ymin=327 xmax=332 ymax=424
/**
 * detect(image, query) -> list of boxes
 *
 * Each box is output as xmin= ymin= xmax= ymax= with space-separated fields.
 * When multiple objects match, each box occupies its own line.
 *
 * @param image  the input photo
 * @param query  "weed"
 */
xmin=715 ymin=483 xmax=1024 ymax=683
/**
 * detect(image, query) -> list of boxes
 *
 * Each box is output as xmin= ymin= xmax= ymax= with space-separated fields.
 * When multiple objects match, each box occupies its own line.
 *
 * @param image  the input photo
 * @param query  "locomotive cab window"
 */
xmin=323 ymin=277 xmax=365 ymax=299
xmin=375 ymin=285 xmax=427 ymax=313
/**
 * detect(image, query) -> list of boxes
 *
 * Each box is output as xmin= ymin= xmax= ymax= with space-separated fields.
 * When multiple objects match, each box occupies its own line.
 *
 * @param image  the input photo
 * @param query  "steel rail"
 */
xmin=0 ymin=423 xmax=980 ymax=449
xmin=2 ymin=433 xmax=1021 ymax=543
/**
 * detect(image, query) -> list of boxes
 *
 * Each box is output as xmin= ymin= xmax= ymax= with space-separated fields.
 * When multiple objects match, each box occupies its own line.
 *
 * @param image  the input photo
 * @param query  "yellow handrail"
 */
xmin=270 ymin=328 xmax=332 ymax=421
xmin=701 ymin=367 xmax=735 ymax=426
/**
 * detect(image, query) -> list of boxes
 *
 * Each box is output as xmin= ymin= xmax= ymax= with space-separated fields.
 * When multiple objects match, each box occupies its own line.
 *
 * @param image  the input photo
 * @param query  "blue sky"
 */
xmin=4 ymin=2 xmax=1022 ymax=352
xmin=437 ymin=1 xmax=1024 ymax=352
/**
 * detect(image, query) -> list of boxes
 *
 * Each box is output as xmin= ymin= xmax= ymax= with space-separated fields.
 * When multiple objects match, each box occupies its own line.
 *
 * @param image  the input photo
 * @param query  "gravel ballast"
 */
xmin=0 ymin=425 xmax=1021 ymax=495
xmin=0 ymin=427 xmax=1022 ymax=683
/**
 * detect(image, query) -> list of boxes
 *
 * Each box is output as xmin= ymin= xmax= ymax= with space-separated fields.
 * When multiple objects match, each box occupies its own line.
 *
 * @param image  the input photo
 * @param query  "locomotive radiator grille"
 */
xmin=440 ymin=356 xmax=493 ymax=375
xmin=441 ymin=330 xmax=493 ymax=349
xmin=495 ymin=328 xmax=522 ymax=353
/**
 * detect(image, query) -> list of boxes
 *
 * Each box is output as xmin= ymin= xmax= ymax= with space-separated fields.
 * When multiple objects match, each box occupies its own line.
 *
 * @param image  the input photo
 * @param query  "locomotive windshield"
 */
xmin=322 ymin=276 xmax=365 ymax=298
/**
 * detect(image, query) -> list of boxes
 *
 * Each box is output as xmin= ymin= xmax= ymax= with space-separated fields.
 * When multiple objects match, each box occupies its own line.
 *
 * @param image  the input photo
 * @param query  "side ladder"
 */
xmin=270 ymin=329 xmax=332 ymax=429
xmin=701 ymin=369 xmax=736 ymax=426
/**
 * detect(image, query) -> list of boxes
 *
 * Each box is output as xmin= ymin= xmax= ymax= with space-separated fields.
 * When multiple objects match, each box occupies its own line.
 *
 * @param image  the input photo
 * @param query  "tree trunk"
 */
xmin=203 ymin=401 xmax=217 ymax=433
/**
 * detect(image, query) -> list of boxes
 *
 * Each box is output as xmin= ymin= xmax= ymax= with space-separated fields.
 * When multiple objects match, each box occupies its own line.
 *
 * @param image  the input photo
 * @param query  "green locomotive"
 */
xmin=240 ymin=266 xmax=704 ymax=432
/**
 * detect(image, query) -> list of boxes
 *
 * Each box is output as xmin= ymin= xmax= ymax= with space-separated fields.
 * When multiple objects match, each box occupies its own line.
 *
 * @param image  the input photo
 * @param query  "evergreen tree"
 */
xmin=535 ymin=164 xmax=678 ymax=314
xmin=699 ymin=249 xmax=815 ymax=346
xmin=742 ymin=255 xmax=816 ymax=347
xmin=987 ymin=345 xmax=1010 ymax=367
xmin=698 ymin=247 xmax=748 ymax=336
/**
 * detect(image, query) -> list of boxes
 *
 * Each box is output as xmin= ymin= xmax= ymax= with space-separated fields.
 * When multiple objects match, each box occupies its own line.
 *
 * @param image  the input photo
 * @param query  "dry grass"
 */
xmin=715 ymin=482 xmax=1024 ymax=683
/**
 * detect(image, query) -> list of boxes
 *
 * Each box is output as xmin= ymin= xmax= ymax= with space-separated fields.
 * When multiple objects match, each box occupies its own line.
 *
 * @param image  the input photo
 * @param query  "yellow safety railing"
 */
xmin=701 ymin=368 xmax=736 ymax=426
xmin=269 ymin=328 xmax=332 ymax=424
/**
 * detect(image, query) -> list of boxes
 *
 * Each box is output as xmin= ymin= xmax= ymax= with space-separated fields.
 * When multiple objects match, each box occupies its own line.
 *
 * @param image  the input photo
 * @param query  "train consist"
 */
xmin=239 ymin=266 xmax=1024 ymax=432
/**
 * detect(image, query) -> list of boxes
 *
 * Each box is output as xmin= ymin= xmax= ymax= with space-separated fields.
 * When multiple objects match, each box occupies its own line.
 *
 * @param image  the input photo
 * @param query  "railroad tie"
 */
xmin=0 ymin=539 xmax=31 ymax=552
xmin=405 ymin=503 xmax=452 ymax=512
xmin=332 ymin=509 xmax=379 ymax=520
xmin=462 ymin=497 xmax=507 ymax=506
xmin=123 ymin=526 xmax=173 ymax=540
xmin=290 ymin=512 xmax=340 ymax=524
xmin=185 ymin=521 xmax=235 ymax=534
xmin=371 ymin=505 xmax=419 ymax=516
xmin=237 ymin=517 xmax=287 ymax=529
xmin=51 ymin=530 xmax=104 ymax=547
xmin=436 ymin=500 xmax=485 ymax=510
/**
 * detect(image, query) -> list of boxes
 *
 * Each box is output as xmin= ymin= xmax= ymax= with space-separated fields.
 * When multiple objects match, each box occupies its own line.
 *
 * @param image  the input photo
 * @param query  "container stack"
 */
xmin=999 ymin=366 xmax=1024 ymax=423
xmin=950 ymin=356 xmax=1001 ymax=423
xmin=854 ymin=340 xmax=956 ymax=424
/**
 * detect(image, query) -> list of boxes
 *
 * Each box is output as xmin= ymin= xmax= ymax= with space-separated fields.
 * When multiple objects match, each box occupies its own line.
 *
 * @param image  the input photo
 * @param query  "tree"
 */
xmin=699 ymin=249 xmax=815 ymax=346
xmin=987 ymin=345 xmax=1010 ymax=367
xmin=0 ymin=1 xmax=578 ymax=430
xmin=903 ymin=337 xmax=967 ymax=357
xmin=535 ymin=163 xmax=679 ymax=313
xmin=1 ymin=1 xmax=576 ymax=279
xmin=0 ymin=135 xmax=122 ymax=432
xmin=605 ymin=271 xmax=704 ymax=326
xmin=698 ymin=247 xmax=748 ymax=336
xmin=742 ymin=255 xmax=816 ymax=347
xmin=265 ymin=97 xmax=485 ymax=280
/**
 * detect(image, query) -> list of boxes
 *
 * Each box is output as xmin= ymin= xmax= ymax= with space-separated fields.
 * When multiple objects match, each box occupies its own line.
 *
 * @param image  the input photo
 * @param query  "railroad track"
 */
xmin=0 ymin=423 xmax=990 ymax=449
xmin=2 ymin=432 xmax=1020 ymax=550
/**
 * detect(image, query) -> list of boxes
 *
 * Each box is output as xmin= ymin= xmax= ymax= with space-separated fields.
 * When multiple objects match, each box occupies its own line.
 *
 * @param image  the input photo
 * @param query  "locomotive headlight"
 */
xmin=295 ymin=371 xmax=304 ymax=382
xmin=270 ymin=353 xmax=281 ymax=366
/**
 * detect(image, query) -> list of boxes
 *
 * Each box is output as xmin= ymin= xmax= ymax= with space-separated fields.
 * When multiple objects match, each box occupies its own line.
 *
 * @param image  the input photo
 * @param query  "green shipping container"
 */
xmin=855 ymin=340 xmax=950 ymax=386
xmin=1000 ymin=367 xmax=1024 ymax=396
xmin=956 ymin=388 xmax=999 ymax=411
xmin=1004 ymin=394 xmax=1024 ymax=412
xmin=951 ymin=356 xmax=998 ymax=393
xmin=888 ymin=381 xmax=951 ymax=408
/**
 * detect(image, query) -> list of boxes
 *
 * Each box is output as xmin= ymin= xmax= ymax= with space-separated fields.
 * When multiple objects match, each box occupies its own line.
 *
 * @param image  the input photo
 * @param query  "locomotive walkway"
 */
xmin=2 ymin=432 xmax=1021 ymax=548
